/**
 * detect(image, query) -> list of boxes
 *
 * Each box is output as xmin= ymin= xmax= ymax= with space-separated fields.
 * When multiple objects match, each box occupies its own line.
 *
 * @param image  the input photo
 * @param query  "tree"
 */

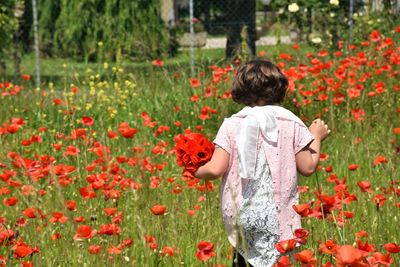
xmin=0 ymin=0 xmax=17 ymax=76
xmin=224 ymin=0 xmax=256 ymax=59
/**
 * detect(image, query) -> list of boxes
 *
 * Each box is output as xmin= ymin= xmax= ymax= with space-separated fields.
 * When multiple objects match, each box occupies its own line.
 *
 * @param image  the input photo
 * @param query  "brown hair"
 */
xmin=231 ymin=59 xmax=288 ymax=106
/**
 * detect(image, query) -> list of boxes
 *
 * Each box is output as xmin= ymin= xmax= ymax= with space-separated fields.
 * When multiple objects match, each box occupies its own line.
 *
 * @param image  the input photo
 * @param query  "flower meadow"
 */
xmin=1 ymin=28 xmax=400 ymax=266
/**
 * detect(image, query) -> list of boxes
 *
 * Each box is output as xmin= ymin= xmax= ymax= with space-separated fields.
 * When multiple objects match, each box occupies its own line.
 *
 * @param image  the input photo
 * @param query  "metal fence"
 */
xmin=18 ymin=0 xmax=400 ymax=86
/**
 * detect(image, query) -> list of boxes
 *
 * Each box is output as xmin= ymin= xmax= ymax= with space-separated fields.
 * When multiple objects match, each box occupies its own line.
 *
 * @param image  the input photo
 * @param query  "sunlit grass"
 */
xmin=1 ymin=33 xmax=399 ymax=266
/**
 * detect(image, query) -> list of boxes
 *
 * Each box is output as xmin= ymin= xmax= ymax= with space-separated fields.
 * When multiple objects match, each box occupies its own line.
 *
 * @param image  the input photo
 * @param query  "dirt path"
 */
xmin=203 ymin=35 xmax=292 ymax=49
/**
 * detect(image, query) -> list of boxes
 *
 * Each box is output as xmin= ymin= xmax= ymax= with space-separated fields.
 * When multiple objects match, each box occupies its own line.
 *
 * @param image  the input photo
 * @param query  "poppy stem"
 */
xmin=314 ymin=172 xmax=328 ymax=242
xmin=331 ymin=212 xmax=344 ymax=244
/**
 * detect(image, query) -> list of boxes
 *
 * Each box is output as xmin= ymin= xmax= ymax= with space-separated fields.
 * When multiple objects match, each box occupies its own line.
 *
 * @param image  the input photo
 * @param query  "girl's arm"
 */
xmin=296 ymin=119 xmax=329 ymax=177
xmin=194 ymin=147 xmax=230 ymax=180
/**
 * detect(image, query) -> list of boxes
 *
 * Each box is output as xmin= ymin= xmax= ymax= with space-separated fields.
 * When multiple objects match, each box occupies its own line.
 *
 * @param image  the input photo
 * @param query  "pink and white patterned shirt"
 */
xmin=213 ymin=106 xmax=314 ymax=249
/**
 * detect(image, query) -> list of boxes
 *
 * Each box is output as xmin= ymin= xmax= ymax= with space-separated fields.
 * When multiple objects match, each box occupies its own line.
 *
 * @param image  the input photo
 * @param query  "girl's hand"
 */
xmin=309 ymin=119 xmax=330 ymax=141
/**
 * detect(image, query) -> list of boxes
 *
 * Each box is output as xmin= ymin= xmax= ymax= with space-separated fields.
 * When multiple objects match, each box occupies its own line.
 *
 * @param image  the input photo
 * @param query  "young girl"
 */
xmin=195 ymin=60 xmax=330 ymax=267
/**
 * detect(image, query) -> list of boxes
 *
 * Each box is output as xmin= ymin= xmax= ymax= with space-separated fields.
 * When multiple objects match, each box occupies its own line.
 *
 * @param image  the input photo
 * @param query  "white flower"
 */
xmin=329 ymin=0 xmax=339 ymax=6
xmin=288 ymin=3 xmax=299 ymax=13
xmin=311 ymin=37 xmax=322 ymax=44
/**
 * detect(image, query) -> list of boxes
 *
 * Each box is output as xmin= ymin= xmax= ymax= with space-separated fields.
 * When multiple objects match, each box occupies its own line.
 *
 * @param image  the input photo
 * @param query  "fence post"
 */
xmin=349 ymin=0 xmax=354 ymax=45
xmin=32 ymin=0 xmax=40 ymax=88
xmin=189 ymin=0 xmax=195 ymax=76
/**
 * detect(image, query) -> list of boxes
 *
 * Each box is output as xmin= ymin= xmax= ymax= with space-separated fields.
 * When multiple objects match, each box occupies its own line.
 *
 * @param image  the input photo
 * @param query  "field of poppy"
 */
xmin=0 ymin=28 xmax=399 ymax=266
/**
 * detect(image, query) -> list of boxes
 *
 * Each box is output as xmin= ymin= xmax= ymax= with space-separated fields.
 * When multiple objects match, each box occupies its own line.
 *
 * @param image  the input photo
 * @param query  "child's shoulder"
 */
xmin=219 ymin=116 xmax=242 ymax=129
xmin=227 ymin=105 xmax=305 ymax=125
xmin=268 ymin=106 xmax=306 ymax=126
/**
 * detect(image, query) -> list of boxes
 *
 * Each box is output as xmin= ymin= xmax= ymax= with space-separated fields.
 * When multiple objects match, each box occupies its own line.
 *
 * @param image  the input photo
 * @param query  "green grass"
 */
xmin=0 ymin=36 xmax=399 ymax=266
xmin=3 ymin=43 xmax=316 ymax=85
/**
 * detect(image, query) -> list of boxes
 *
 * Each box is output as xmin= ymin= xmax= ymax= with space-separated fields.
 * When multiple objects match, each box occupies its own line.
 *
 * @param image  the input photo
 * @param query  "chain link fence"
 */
xmin=162 ymin=0 xmax=399 ymax=51
xmin=2 ymin=0 xmax=399 ymax=85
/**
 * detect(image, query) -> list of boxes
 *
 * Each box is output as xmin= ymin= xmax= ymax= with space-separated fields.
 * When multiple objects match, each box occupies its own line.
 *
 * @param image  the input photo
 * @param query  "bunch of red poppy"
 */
xmin=174 ymin=130 xmax=214 ymax=176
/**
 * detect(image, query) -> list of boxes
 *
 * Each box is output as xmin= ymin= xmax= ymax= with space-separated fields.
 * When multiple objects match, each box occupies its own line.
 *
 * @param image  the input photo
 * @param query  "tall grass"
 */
xmin=0 ymin=30 xmax=399 ymax=266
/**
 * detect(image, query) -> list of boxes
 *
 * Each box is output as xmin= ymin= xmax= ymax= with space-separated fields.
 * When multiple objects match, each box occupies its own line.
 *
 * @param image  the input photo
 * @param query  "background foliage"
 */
xmin=1 ymin=0 xmax=172 ymax=62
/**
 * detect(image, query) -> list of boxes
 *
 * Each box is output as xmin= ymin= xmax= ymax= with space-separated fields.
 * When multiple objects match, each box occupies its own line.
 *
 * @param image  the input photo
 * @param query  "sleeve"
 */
xmin=293 ymin=121 xmax=314 ymax=154
xmin=213 ymin=119 xmax=232 ymax=155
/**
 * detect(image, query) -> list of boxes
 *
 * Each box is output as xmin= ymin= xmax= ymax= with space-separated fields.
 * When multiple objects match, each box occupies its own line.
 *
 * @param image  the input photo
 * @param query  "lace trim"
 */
xmin=236 ymin=145 xmax=280 ymax=267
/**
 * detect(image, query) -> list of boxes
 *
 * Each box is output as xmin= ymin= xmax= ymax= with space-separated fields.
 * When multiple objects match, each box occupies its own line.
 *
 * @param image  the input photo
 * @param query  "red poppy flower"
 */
xmin=297 ymin=186 xmax=309 ymax=193
xmin=356 ymin=239 xmax=375 ymax=253
xmin=154 ymin=125 xmax=170 ymax=137
xmin=64 ymin=145 xmax=80 ymax=156
xmin=104 ymin=207 xmax=117 ymax=216
xmin=53 ymin=98 xmax=63 ymax=105
xmin=335 ymin=245 xmax=368 ymax=267
xmin=88 ymin=245 xmax=102 ymax=254
xmin=354 ymin=137 xmax=363 ymax=144
xmin=13 ymin=244 xmax=34 ymax=259
xmin=293 ymin=228 xmax=309 ymax=244
xmin=161 ymin=246 xmax=176 ymax=256
xmin=148 ymin=242 xmax=159 ymax=251
xmin=324 ymin=166 xmax=333 ymax=173
xmin=383 ymin=243 xmax=400 ymax=253
xmin=351 ymin=109 xmax=366 ymax=121
xmin=107 ymin=130 xmax=117 ymax=139
xmin=79 ymin=187 xmax=96 ymax=199
xmin=293 ymin=249 xmax=316 ymax=265
xmin=49 ymin=212 xmax=68 ymax=223
xmin=273 ymin=255 xmax=293 ymax=267
xmin=368 ymin=252 xmax=394 ymax=266
xmin=174 ymin=131 xmax=214 ymax=174
xmin=319 ymin=153 xmax=329 ymax=161
xmin=292 ymin=204 xmax=311 ymax=217
xmin=98 ymin=223 xmax=121 ymax=235
xmin=74 ymin=216 xmax=85 ymax=223
xmin=373 ymin=194 xmax=386 ymax=207
xmin=66 ymin=200 xmax=77 ymax=211
xmin=275 ymin=239 xmax=297 ymax=253
xmin=369 ymin=30 xmax=381 ymax=42
xmin=319 ymin=240 xmax=338 ymax=255
xmin=81 ymin=116 xmax=94 ymax=126
xmin=150 ymin=204 xmax=167 ymax=215
xmin=356 ymin=231 xmax=368 ymax=238
xmin=0 ymin=187 xmax=11 ymax=195
xmin=3 ymin=196 xmax=17 ymax=206
xmin=21 ymin=74 xmax=31 ymax=81
xmin=258 ymin=50 xmax=266 ymax=57
xmin=196 ymin=241 xmax=216 ymax=261
xmin=357 ymin=181 xmax=372 ymax=193
xmin=107 ymin=245 xmax=122 ymax=254
xmin=120 ymin=239 xmax=133 ymax=248
xmin=71 ymin=86 xmax=79 ymax=94
xmin=22 ymin=208 xmax=39 ymax=219
xmin=0 ymin=229 xmax=15 ymax=244
xmin=73 ymin=225 xmax=96 ymax=240
xmin=0 ymin=255 xmax=6 ymax=266
xmin=187 ymin=210 xmax=196 ymax=216
xmin=190 ymin=94 xmax=199 ymax=102
xmin=144 ymin=235 xmax=156 ymax=243
xmin=118 ymin=122 xmax=138 ymax=139
xmin=53 ymin=143 xmax=62 ymax=151
xmin=51 ymin=233 xmax=62 ymax=240
xmin=190 ymin=78 xmax=200 ymax=88
xmin=152 ymin=59 xmax=164 ymax=67
xmin=373 ymin=155 xmax=388 ymax=167
xmin=348 ymin=164 xmax=358 ymax=171
xmin=21 ymin=261 xmax=33 ymax=267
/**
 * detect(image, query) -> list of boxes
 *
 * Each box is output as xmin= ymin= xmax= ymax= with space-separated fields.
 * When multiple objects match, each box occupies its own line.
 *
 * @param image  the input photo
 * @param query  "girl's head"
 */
xmin=231 ymin=59 xmax=288 ymax=106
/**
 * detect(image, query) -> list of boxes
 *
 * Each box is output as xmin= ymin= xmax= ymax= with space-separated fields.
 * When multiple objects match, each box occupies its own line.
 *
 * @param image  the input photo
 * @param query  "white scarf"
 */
xmin=232 ymin=105 xmax=279 ymax=180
